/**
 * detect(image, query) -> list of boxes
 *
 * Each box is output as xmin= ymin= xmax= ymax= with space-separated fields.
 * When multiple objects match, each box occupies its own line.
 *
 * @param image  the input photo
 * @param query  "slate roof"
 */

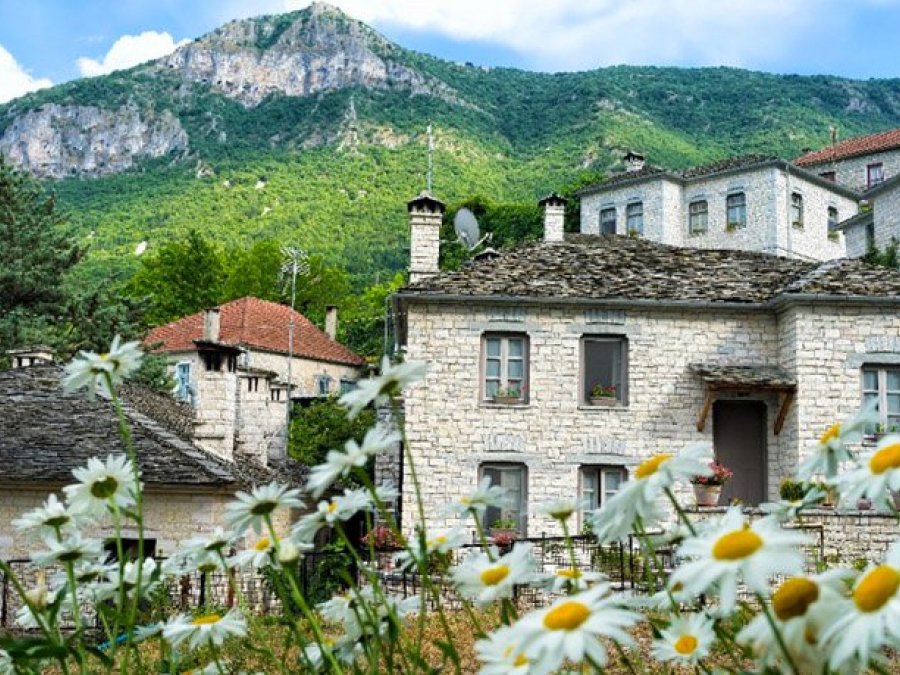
xmin=691 ymin=364 xmax=797 ymax=390
xmin=577 ymin=155 xmax=859 ymax=199
xmin=795 ymin=127 xmax=900 ymax=166
xmin=399 ymin=235 xmax=900 ymax=305
xmin=0 ymin=365 xmax=301 ymax=488
xmin=145 ymin=297 xmax=365 ymax=367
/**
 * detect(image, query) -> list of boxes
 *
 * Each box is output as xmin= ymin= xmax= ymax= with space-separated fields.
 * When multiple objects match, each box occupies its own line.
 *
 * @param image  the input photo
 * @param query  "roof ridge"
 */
xmin=780 ymin=258 xmax=847 ymax=294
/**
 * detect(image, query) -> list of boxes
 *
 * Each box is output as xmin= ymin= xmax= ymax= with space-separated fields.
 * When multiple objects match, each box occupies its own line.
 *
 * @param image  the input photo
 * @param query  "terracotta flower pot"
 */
xmin=693 ymin=484 xmax=723 ymax=507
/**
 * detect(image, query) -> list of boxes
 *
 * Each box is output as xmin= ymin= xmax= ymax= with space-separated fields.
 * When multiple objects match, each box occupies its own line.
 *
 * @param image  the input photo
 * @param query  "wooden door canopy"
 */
xmin=691 ymin=364 xmax=797 ymax=435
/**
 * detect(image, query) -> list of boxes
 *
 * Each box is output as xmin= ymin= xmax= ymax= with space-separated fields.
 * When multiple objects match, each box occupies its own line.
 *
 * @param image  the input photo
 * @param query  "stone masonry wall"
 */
xmin=807 ymin=148 xmax=900 ymax=192
xmin=874 ymin=185 xmax=900 ymax=251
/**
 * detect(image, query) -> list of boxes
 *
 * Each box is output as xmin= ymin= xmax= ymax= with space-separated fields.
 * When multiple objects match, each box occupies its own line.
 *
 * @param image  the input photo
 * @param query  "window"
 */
xmin=625 ymin=202 xmax=644 ymax=235
xmin=582 ymin=336 xmax=628 ymax=405
xmin=271 ymin=388 xmax=282 ymax=401
xmin=791 ymin=192 xmax=804 ymax=228
xmin=480 ymin=464 xmax=527 ymax=536
xmin=827 ymin=206 xmax=839 ymax=230
xmin=340 ymin=379 xmax=356 ymax=395
xmin=862 ymin=366 xmax=900 ymax=435
xmin=867 ymin=163 xmax=884 ymax=188
xmin=599 ymin=208 xmax=617 ymax=235
xmin=581 ymin=466 xmax=627 ymax=514
xmin=247 ymin=377 xmax=259 ymax=393
xmin=688 ymin=200 xmax=708 ymax=235
xmin=726 ymin=192 xmax=747 ymax=229
xmin=316 ymin=375 xmax=332 ymax=396
xmin=200 ymin=351 xmax=223 ymax=371
xmin=174 ymin=362 xmax=193 ymax=403
xmin=483 ymin=334 xmax=528 ymax=402
xmin=819 ymin=171 xmax=836 ymax=182
xmin=105 ymin=538 xmax=157 ymax=562
xmin=866 ymin=222 xmax=876 ymax=250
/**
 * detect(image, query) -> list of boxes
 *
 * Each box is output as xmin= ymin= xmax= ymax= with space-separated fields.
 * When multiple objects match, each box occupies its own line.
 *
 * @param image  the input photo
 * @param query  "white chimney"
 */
xmin=7 ymin=346 xmax=55 ymax=368
xmin=325 ymin=305 xmax=338 ymax=340
xmin=408 ymin=191 xmax=445 ymax=284
xmin=623 ymin=151 xmax=645 ymax=173
xmin=539 ymin=193 xmax=567 ymax=242
xmin=203 ymin=308 xmax=221 ymax=343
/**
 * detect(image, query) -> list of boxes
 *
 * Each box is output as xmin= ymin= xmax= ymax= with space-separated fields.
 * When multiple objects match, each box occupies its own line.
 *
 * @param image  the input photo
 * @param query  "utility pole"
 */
xmin=281 ymin=246 xmax=310 ymax=434
xmin=426 ymin=124 xmax=434 ymax=193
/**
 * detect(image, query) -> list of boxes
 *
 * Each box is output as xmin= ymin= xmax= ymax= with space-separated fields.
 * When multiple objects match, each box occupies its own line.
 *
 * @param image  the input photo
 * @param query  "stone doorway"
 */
xmin=713 ymin=400 xmax=767 ymax=505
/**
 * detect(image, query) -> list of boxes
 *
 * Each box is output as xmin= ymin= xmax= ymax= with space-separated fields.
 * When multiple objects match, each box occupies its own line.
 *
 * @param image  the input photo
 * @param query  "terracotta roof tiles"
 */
xmin=795 ymin=127 xmax=900 ymax=166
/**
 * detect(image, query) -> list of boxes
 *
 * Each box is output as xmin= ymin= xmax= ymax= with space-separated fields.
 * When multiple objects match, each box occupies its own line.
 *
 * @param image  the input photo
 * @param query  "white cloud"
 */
xmin=77 ymin=31 xmax=187 ymax=77
xmin=274 ymin=0 xmax=873 ymax=72
xmin=0 ymin=44 xmax=52 ymax=104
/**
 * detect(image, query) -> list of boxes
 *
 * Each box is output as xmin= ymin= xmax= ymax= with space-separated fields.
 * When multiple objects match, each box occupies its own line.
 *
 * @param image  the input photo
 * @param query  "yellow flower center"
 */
xmin=191 ymin=614 xmax=221 ymax=625
xmin=772 ymin=577 xmax=819 ymax=621
xmin=869 ymin=443 xmax=900 ymax=475
xmin=819 ymin=423 xmax=841 ymax=445
xmin=90 ymin=476 xmax=119 ymax=499
xmin=460 ymin=497 xmax=472 ymax=505
xmin=556 ymin=568 xmax=582 ymax=579
xmin=853 ymin=564 xmax=900 ymax=613
xmin=711 ymin=524 xmax=763 ymax=561
xmin=543 ymin=601 xmax=591 ymax=631
xmin=327 ymin=501 xmax=338 ymax=513
xmin=254 ymin=537 xmax=272 ymax=552
xmin=480 ymin=564 xmax=510 ymax=586
xmin=635 ymin=454 xmax=672 ymax=479
xmin=514 ymin=654 xmax=528 ymax=667
xmin=429 ymin=535 xmax=447 ymax=548
xmin=674 ymin=634 xmax=698 ymax=655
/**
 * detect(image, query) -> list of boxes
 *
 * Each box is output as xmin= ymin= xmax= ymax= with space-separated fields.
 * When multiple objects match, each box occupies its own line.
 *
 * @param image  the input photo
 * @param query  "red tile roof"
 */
xmin=795 ymin=127 xmax=900 ymax=166
xmin=144 ymin=297 xmax=366 ymax=367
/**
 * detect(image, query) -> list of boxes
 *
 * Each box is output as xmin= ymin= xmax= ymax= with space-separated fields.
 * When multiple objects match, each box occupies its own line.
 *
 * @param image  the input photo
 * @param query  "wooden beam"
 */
xmin=774 ymin=390 xmax=795 ymax=435
xmin=697 ymin=390 xmax=714 ymax=432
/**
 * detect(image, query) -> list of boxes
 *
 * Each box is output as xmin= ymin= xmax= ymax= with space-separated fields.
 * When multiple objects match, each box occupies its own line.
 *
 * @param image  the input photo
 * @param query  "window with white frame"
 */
xmin=599 ymin=208 xmax=617 ymax=235
xmin=791 ymin=192 xmax=804 ymax=228
xmin=480 ymin=463 xmax=527 ymax=535
xmin=726 ymin=192 xmax=747 ymax=228
xmin=688 ymin=200 xmax=708 ymax=235
xmin=174 ymin=362 xmax=193 ymax=403
xmin=580 ymin=465 xmax=627 ymax=513
xmin=340 ymin=379 xmax=355 ymax=395
xmin=582 ymin=336 xmax=628 ymax=405
xmin=867 ymin=163 xmax=885 ymax=188
xmin=862 ymin=366 xmax=900 ymax=435
xmin=483 ymin=334 xmax=528 ymax=402
xmin=625 ymin=202 xmax=644 ymax=235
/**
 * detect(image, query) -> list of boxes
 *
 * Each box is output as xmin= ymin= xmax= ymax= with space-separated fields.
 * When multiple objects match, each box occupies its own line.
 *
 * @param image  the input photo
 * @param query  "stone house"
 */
xmin=145 ymin=296 xmax=366 ymax=464
xmin=390 ymin=194 xmax=900 ymax=538
xmin=577 ymin=154 xmax=859 ymax=261
xmin=0 ymin=357 xmax=303 ymax=559
xmin=837 ymin=174 xmax=900 ymax=258
xmin=795 ymin=127 xmax=900 ymax=193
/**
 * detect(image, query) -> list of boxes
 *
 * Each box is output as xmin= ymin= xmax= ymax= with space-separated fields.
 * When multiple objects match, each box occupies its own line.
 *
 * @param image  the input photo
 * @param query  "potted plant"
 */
xmin=691 ymin=460 xmax=733 ymax=507
xmin=779 ymin=478 xmax=807 ymax=502
xmin=362 ymin=524 xmax=403 ymax=571
xmin=589 ymin=383 xmax=618 ymax=407
xmin=493 ymin=385 xmax=524 ymax=405
xmin=810 ymin=480 xmax=838 ymax=508
xmin=490 ymin=516 xmax=519 ymax=544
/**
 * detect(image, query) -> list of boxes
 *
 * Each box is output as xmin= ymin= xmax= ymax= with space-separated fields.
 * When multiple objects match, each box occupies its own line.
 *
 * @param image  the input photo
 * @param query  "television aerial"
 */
xmin=453 ymin=207 xmax=492 ymax=250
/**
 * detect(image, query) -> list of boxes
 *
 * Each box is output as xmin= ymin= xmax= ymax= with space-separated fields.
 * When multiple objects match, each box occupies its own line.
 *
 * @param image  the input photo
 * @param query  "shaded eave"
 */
xmin=159 ymin=341 xmax=365 ymax=368
xmin=576 ymin=159 xmax=860 ymax=200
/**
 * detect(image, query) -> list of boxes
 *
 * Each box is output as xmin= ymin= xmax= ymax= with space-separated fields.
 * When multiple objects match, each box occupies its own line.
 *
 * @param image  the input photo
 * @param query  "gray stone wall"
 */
xmin=806 ymin=149 xmax=900 ymax=192
xmin=874 ymin=184 xmax=900 ymax=250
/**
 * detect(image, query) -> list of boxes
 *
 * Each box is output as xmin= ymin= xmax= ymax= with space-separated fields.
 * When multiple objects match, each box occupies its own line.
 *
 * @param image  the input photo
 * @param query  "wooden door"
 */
xmin=713 ymin=400 xmax=767 ymax=505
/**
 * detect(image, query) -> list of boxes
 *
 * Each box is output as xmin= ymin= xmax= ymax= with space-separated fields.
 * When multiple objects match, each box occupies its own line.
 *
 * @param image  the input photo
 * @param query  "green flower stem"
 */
xmin=756 ymin=593 xmax=799 ymax=675
xmin=107 ymin=503 xmax=128 ymax=668
xmin=470 ymin=512 xmax=493 ymax=560
xmin=64 ymin=561 xmax=89 ymax=674
xmin=612 ymin=639 xmax=641 ymax=675
xmin=0 ymin=560 xmax=65 ymax=657
xmin=559 ymin=518 xmax=581 ymax=593
xmin=663 ymin=487 xmax=697 ymax=537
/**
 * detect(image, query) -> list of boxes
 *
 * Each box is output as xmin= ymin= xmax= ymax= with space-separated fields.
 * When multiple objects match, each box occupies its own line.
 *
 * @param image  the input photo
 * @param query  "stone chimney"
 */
xmin=623 ymin=151 xmax=645 ymax=173
xmin=325 ymin=305 xmax=338 ymax=340
xmin=408 ymin=191 xmax=446 ymax=284
xmin=6 ymin=346 xmax=55 ymax=368
xmin=203 ymin=308 xmax=221 ymax=342
xmin=539 ymin=193 xmax=567 ymax=242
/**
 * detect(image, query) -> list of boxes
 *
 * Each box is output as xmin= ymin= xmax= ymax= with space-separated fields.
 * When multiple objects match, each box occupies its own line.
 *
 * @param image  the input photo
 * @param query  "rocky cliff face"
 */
xmin=155 ymin=3 xmax=464 ymax=107
xmin=0 ymin=103 xmax=188 ymax=178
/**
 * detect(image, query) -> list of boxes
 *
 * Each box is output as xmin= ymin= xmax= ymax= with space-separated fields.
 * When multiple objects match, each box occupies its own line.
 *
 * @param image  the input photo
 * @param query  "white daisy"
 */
xmin=668 ymin=508 xmax=809 ymax=612
xmin=395 ymin=526 xmax=468 ymax=571
xmin=0 ymin=649 xmax=13 ymax=675
xmin=651 ymin=612 xmax=716 ymax=664
xmin=516 ymin=583 xmax=639 ymax=673
xmin=162 ymin=609 xmax=247 ymax=650
xmin=225 ymin=482 xmax=304 ymax=534
xmin=798 ymin=399 xmax=879 ymax=480
xmin=589 ymin=442 xmax=713 ymax=543
xmin=535 ymin=498 xmax=588 ymax=523
xmin=475 ymin=625 xmax=533 ymax=674
xmin=823 ymin=542 xmax=900 ymax=669
xmin=448 ymin=476 xmax=511 ymax=518
xmin=63 ymin=335 xmax=143 ymax=397
xmin=63 ymin=454 xmax=138 ymax=516
xmin=737 ymin=570 xmax=852 ymax=673
xmin=12 ymin=493 xmax=81 ymax=535
xmin=306 ymin=425 xmax=399 ymax=499
xmin=537 ymin=567 xmax=606 ymax=594
xmin=229 ymin=535 xmax=278 ymax=570
xmin=759 ymin=486 xmax=827 ymax=522
xmin=339 ymin=355 xmax=426 ymax=419
xmin=836 ymin=435 xmax=900 ymax=510
xmin=31 ymin=531 xmax=103 ymax=567
xmin=451 ymin=543 xmax=535 ymax=606
xmin=93 ymin=557 xmax=160 ymax=602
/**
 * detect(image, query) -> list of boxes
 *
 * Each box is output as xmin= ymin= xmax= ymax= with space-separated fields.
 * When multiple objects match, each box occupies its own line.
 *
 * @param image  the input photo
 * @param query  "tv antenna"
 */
xmin=426 ymin=124 xmax=434 ymax=193
xmin=280 ymin=246 xmax=310 ymax=433
xmin=453 ymin=207 xmax=492 ymax=250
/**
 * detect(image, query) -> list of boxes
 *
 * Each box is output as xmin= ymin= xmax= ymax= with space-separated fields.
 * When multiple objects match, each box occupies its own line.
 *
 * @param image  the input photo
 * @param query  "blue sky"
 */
xmin=2 ymin=0 xmax=900 ymax=103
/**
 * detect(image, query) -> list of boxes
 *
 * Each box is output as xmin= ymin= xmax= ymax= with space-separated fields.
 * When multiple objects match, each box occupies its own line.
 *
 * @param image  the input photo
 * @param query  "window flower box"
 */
xmin=589 ymin=397 xmax=617 ymax=407
xmin=493 ymin=395 xmax=521 ymax=405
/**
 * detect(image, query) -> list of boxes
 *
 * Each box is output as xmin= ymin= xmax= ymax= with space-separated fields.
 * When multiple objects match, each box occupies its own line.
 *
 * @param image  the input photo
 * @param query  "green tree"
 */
xmin=288 ymin=396 xmax=377 ymax=468
xmin=864 ymin=238 xmax=899 ymax=268
xmin=0 ymin=157 xmax=81 ymax=354
xmin=127 ymin=229 xmax=226 ymax=325
xmin=340 ymin=271 xmax=405 ymax=359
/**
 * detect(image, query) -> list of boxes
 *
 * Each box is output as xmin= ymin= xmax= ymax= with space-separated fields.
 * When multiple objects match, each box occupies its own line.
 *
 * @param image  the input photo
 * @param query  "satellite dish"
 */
xmin=454 ymin=208 xmax=481 ymax=250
